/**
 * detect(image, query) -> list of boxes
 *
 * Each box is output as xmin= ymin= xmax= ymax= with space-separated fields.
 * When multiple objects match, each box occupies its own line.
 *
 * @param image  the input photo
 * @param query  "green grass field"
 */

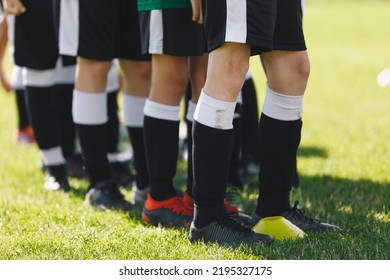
xmin=1 ymin=0 xmax=390 ymax=260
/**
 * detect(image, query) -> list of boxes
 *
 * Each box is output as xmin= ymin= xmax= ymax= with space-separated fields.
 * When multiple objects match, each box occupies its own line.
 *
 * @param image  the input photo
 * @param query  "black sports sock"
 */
xmin=25 ymin=86 xmax=60 ymax=150
xmin=240 ymin=78 xmax=260 ymax=162
xmin=228 ymin=103 xmax=243 ymax=189
xmin=76 ymin=123 xmax=110 ymax=187
xmin=143 ymin=116 xmax=179 ymax=201
xmin=107 ymin=90 xmax=120 ymax=154
xmin=127 ymin=127 xmax=149 ymax=190
xmin=54 ymin=84 xmax=76 ymax=158
xmin=16 ymin=89 xmax=30 ymax=129
xmin=256 ymin=113 xmax=302 ymax=217
xmin=193 ymin=121 xmax=234 ymax=228
xmin=185 ymin=120 xmax=193 ymax=197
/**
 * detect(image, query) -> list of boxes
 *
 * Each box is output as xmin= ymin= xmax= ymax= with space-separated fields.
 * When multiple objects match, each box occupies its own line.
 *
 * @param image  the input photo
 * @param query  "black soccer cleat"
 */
xmin=189 ymin=215 xmax=274 ymax=246
xmin=86 ymin=179 xmax=134 ymax=211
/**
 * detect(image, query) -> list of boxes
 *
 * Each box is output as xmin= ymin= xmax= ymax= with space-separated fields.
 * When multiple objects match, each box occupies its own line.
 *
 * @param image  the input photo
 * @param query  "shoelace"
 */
xmin=290 ymin=201 xmax=320 ymax=223
xmin=167 ymin=197 xmax=193 ymax=216
xmin=221 ymin=213 xmax=253 ymax=234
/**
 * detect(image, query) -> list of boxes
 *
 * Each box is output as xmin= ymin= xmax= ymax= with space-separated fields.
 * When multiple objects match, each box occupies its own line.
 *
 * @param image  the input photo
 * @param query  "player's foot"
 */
xmin=15 ymin=125 xmax=35 ymax=144
xmin=282 ymin=201 xmax=343 ymax=233
xmin=142 ymin=194 xmax=193 ymax=227
xmin=182 ymin=191 xmax=252 ymax=227
xmin=44 ymin=164 xmax=71 ymax=191
xmin=250 ymin=201 xmax=342 ymax=233
xmin=189 ymin=215 xmax=274 ymax=246
xmin=86 ymin=179 xmax=134 ymax=211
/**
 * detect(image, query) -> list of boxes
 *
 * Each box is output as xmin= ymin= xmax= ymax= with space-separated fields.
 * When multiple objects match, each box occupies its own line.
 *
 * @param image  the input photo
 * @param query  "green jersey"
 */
xmin=137 ymin=0 xmax=191 ymax=11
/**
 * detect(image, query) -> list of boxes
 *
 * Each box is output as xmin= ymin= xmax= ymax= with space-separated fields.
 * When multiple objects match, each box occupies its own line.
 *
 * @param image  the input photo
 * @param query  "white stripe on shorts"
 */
xmin=59 ymin=0 xmax=79 ymax=56
xmin=148 ymin=10 xmax=163 ymax=54
xmin=225 ymin=0 xmax=247 ymax=44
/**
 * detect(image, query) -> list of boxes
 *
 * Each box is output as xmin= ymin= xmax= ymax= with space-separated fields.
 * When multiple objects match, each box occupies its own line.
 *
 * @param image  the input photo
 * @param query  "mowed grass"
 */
xmin=1 ymin=0 xmax=390 ymax=259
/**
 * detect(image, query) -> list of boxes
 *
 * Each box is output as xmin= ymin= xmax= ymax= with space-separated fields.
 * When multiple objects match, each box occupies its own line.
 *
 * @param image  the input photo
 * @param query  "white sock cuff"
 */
xmin=194 ymin=90 xmax=236 ymax=130
xmin=143 ymin=99 xmax=180 ymax=121
xmin=41 ymin=146 xmax=65 ymax=166
xmin=262 ymin=85 xmax=304 ymax=121
xmin=185 ymin=100 xmax=197 ymax=122
xmin=72 ymin=90 xmax=108 ymax=125
xmin=123 ymin=94 xmax=146 ymax=127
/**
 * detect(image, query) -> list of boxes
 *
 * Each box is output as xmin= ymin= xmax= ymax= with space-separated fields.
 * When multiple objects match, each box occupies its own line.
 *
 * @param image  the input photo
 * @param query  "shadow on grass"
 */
xmin=297 ymin=145 xmax=328 ymax=158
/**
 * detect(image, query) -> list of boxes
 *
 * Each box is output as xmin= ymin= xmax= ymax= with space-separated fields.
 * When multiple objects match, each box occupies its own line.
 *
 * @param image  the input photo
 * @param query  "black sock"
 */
xmin=54 ymin=84 xmax=76 ymax=158
xmin=25 ymin=86 xmax=60 ymax=150
xmin=143 ymin=116 xmax=179 ymax=201
xmin=127 ymin=126 xmax=149 ymax=190
xmin=16 ymin=89 xmax=30 ymax=129
xmin=256 ymin=113 xmax=302 ymax=217
xmin=185 ymin=120 xmax=193 ymax=197
xmin=107 ymin=90 xmax=120 ymax=154
xmin=76 ymin=123 xmax=110 ymax=187
xmin=192 ymin=121 xmax=234 ymax=228
xmin=228 ymin=104 xmax=242 ymax=189
xmin=241 ymin=78 xmax=260 ymax=162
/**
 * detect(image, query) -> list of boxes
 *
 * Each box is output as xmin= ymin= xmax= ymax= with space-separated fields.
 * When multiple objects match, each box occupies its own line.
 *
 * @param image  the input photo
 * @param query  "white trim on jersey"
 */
xmin=148 ymin=10 xmax=164 ymax=54
xmin=225 ymin=0 xmax=247 ymax=44
xmin=59 ymin=0 xmax=79 ymax=57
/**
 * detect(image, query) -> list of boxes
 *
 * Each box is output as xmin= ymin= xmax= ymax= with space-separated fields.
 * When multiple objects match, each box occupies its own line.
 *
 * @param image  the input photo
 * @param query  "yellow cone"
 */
xmin=252 ymin=216 xmax=306 ymax=241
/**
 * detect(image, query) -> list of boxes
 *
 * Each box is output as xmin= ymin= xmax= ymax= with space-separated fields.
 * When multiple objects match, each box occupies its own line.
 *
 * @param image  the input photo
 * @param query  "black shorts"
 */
xmin=13 ymin=0 xmax=59 ymax=69
xmin=139 ymin=8 xmax=207 ymax=56
xmin=76 ymin=0 xmax=149 ymax=61
xmin=203 ymin=0 xmax=306 ymax=55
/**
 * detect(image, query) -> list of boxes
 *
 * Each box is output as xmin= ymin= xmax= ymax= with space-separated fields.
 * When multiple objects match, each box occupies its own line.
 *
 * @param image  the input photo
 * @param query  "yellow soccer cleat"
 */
xmin=252 ymin=216 xmax=306 ymax=241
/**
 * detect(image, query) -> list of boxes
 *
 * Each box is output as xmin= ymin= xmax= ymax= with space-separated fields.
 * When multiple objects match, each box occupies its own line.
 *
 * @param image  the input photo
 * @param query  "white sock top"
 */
xmin=122 ymin=94 xmax=146 ymax=127
xmin=262 ymin=85 xmax=304 ymax=121
xmin=72 ymin=89 xmax=107 ymax=125
xmin=143 ymin=99 xmax=180 ymax=121
xmin=194 ymin=90 xmax=236 ymax=130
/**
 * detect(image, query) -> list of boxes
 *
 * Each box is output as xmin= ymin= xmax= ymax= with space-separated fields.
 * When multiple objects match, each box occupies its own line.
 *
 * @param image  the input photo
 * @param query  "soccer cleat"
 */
xmin=44 ymin=164 xmax=71 ymax=191
xmin=189 ymin=214 xmax=274 ymax=246
xmin=182 ymin=191 xmax=252 ymax=227
xmin=109 ymin=161 xmax=134 ymax=187
xmin=15 ymin=125 xmax=35 ymax=144
xmin=86 ymin=179 xmax=134 ymax=211
xmin=250 ymin=201 xmax=343 ymax=233
xmin=225 ymin=185 xmax=244 ymax=212
xmin=142 ymin=194 xmax=193 ymax=227
xmin=132 ymin=185 xmax=150 ymax=203
xmin=65 ymin=153 xmax=87 ymax=179
xmin=252 ymin=216 xmax=306 ymax=241
xmin=281 ymin=201 xmax=343 ymax=233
